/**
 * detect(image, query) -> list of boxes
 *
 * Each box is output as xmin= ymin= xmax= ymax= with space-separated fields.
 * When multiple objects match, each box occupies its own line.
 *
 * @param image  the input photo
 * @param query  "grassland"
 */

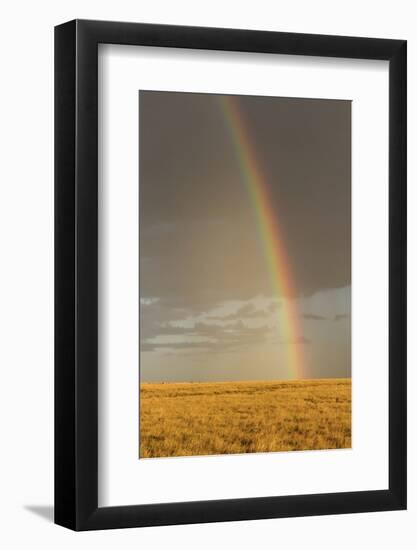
xmin=140 ymin=378 xmax=351 ymax=458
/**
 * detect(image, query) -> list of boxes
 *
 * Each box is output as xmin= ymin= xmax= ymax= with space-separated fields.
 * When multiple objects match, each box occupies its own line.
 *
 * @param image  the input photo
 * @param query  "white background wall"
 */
xmin=0 ymin=1 xmax=415 ymax=548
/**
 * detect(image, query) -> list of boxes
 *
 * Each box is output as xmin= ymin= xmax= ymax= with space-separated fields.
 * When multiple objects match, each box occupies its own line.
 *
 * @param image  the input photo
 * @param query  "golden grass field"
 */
xmin=139 ymin=378 xmax=351 ymax=458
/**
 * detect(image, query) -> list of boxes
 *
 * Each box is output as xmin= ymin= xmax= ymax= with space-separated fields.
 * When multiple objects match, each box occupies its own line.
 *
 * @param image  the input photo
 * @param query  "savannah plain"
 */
xmin=140 ymin=378 xmax=351 ymax=458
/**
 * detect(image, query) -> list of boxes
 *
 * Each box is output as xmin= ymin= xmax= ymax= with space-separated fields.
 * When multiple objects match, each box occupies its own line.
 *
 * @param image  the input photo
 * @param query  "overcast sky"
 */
xmin=139 ymin=91 xmax=351 ymax=382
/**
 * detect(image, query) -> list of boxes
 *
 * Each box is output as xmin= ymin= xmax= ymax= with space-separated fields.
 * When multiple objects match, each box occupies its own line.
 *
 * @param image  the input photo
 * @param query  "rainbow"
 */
xmin=219 ymin=95 xmax=307 ymax=379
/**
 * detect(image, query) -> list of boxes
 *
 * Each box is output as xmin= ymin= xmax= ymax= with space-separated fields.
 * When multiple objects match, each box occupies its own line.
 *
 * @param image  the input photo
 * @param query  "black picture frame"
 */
xmin=55 ymin=19 xmax=407 ymax=531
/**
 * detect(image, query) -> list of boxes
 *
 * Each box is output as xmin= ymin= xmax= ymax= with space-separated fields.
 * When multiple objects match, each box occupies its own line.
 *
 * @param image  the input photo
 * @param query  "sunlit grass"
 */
xmin=139 ymin=378 xmax=351 ymax=458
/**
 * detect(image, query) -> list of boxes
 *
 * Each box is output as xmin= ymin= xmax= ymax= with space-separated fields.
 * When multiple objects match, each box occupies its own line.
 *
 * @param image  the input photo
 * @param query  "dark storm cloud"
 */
xmin=140 ymin=91 xmax=351 ymax=312
xmin=207 ymin=302 xmax=271 ymax=321
xmin=194 ymin=320 xmax=270 ymax=338
xmin=142 ymin=319 xmax=272 ymax=353
xmin=140 ymin=301 xmax=190 ymax=340
xmin=148 ymin=319 xmax=271 ymax=340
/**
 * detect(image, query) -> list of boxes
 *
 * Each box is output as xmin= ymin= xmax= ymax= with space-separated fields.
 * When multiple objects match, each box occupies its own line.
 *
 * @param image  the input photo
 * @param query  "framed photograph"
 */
xmin=55 ymin=19 xmax=406 ymax=530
